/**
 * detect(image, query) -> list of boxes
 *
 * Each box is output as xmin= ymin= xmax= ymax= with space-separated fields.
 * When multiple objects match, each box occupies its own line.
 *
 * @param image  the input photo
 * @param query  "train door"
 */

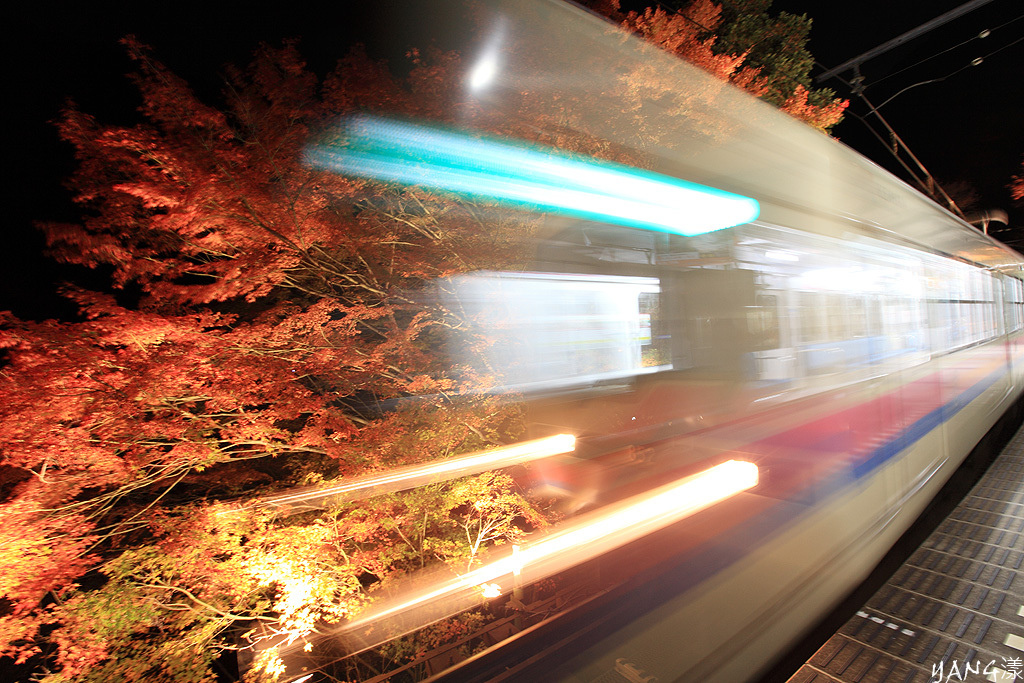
xmin=673 ymin=268 xmax=758 ymax=380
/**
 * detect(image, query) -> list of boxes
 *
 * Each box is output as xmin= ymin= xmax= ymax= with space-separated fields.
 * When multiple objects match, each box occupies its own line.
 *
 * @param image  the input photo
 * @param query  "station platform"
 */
xmin=787 ymin=428 xmax=1024 ymax=683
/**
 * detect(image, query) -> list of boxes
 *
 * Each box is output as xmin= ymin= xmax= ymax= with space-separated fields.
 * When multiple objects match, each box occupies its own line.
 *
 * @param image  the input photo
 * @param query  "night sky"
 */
xmin=774 ymin=0 xmax=1023 ymax=235
xmin=7 ymin=0 xmax=1023 ymax=321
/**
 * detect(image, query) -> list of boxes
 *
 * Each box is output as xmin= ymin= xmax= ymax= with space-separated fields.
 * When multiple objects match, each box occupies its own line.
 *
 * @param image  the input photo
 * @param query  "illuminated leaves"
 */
xmin=599 ymin=0 xmax=849 ymax=132
xmin=618 ymin=1 xmax=762 ymax=85
xmin=244 ymin=521 xmax=363 ymax=642
xmin=779 ymin=84 xmax=848 ymax=133
xmin=450 ymin=471 xmax=546 ymax=570
xmin=2 ymin=34 xmax=547 ymax=682
xmin=1011 ymin=158 xmax=1024 ymax=202
xmin=331 ymin=471 xmax=543 ymax=586
xmin=43 ymin=39 xmax=530 ymax=311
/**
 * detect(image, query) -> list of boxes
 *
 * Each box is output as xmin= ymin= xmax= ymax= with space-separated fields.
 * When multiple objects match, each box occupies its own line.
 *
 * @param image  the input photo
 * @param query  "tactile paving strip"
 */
xmin=787 ymin=427 xmax=1024 ymax=683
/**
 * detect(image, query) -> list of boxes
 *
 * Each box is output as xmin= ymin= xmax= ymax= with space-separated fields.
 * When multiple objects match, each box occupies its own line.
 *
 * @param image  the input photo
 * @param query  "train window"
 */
xmin=638 ymin=290 xmax=670 ymax=368
xmin=957 ymin=301 xmax=970 ymax=346
xmin=1018 ymin=278 xmax=1024 ymax=333
xmin=826 ymin=294 xmax=845 ymax=341
xmin=927 ymin=300 xmax=942 ymax=352
xmin=1009 ymin=277 xmax=1023 ymax=332
xmin=747 ymin=295 xmax=780 ymax=350
xmin=799 ymin=291 xmax=826 ymax=343
xmin=443 ymin=271 xmax=670 ymax=393
xmin=853 ymin=297 xmax=870 ymax=339
xmin=988 ymin=275 xmax=1001 ymax=338
xmin=867 ymin=296 xmax=883 ymax=337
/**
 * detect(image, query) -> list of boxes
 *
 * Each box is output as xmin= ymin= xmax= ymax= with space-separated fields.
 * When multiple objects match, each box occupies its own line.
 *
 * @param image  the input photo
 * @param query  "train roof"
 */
xmin=464 ymin=1 xmax=1024 ymax=277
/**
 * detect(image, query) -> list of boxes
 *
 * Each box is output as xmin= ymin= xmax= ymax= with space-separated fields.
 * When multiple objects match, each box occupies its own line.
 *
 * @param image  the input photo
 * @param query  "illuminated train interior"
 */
xmin=265 ymin=1 xmax=1024 ymax=680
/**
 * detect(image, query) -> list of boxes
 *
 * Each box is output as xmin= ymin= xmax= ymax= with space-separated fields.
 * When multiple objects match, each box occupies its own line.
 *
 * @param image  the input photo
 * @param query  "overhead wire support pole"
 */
xmin=815 ymin=0 xmax=996 ymax=84
xmin=808 ymin=1 xmax=993 ymax=220
xmin=818 ymin=64 xmax=964 ymax=218
xmin=857 ymin=91 xmax=965 ymax=218
xmin=820 ymin=63 xmax=965 ymax=217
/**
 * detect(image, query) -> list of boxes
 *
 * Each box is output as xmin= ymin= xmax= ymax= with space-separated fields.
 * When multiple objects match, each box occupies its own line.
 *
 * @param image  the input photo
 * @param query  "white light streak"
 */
xmin=342 ymin=460 xmax=758 ymax=632
xmin=250 ymin=434 xmax=576 ymax=512
xmin=765 ymin=249 xmax=799 ymax=262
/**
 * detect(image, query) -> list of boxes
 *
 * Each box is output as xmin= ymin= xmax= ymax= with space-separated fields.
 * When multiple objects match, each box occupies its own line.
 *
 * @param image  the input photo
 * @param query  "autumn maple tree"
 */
xmin=0 ymin=37 xmax=544 ymax=682
xmin=1011 ymin=158 xmax=1024 ymax=203
xmin=591 ymin=0 xmax=848 ymax=131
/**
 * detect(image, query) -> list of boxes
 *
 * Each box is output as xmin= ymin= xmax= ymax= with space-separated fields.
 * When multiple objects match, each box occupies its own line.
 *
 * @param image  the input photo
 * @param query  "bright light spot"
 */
xmin=480 ymin=583 xmax=502 ymax=598
xmin=468 ymin=17 xmax=506 ymax=93
xmin=303 ymin=116 xmax=759 ymax=236
xmin=469 ymin=54 xmax=499 ymax=90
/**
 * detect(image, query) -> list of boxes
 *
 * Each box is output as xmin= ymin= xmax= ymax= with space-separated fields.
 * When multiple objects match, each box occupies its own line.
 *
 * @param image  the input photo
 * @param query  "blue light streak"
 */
xmin=303 ymin=115 xmax=759 ymax=236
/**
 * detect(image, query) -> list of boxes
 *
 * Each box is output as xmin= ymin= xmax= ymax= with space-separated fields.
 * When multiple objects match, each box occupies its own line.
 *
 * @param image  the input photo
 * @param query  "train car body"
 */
xmin=438 ymin=219 xmax=1024 ymax=682
xmin=297 ymin=1 xmax=1024 ymax=680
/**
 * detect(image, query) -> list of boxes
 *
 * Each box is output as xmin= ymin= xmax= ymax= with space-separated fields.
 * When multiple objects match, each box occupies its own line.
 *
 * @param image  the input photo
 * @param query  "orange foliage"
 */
xmin=1011 ymin=158 xmax=1024 ymax=202
xmin=780 ymin=84 xmax=849 ymax=132
xmin=1 ymin=39 xmax=537 ymax=681
xmin=614 ymin=1 xmax=767 ymax=90
xmin=597 ymin=0 xmax=848 ymax=132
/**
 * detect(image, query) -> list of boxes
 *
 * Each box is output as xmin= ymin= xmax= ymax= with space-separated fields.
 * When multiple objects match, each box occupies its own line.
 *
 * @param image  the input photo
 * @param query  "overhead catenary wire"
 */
xmin=873 ymin=33 xmax=1024 ymax=110
xmin=817 ymin=60 xmax=965 ymax=217
xmin=814 ymin=0 xmax=999 ymax=83
xmin=870 ymin=13 xmax=1022 ymax=88
xmin=811 ymin=3 xmax=1023 ymax=217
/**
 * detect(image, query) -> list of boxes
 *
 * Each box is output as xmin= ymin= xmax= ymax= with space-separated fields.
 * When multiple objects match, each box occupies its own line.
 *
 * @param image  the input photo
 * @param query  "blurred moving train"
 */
xmin=297 ymin=1 xmax=1024 ymax=680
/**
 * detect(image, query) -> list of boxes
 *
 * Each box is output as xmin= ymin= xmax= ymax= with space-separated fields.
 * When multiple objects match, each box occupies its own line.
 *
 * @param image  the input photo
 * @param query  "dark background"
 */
xmin=774 ymin=0 xmax=1023 ymax=233
xmin=6 ymin=1 xmax=1023 ymax=321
